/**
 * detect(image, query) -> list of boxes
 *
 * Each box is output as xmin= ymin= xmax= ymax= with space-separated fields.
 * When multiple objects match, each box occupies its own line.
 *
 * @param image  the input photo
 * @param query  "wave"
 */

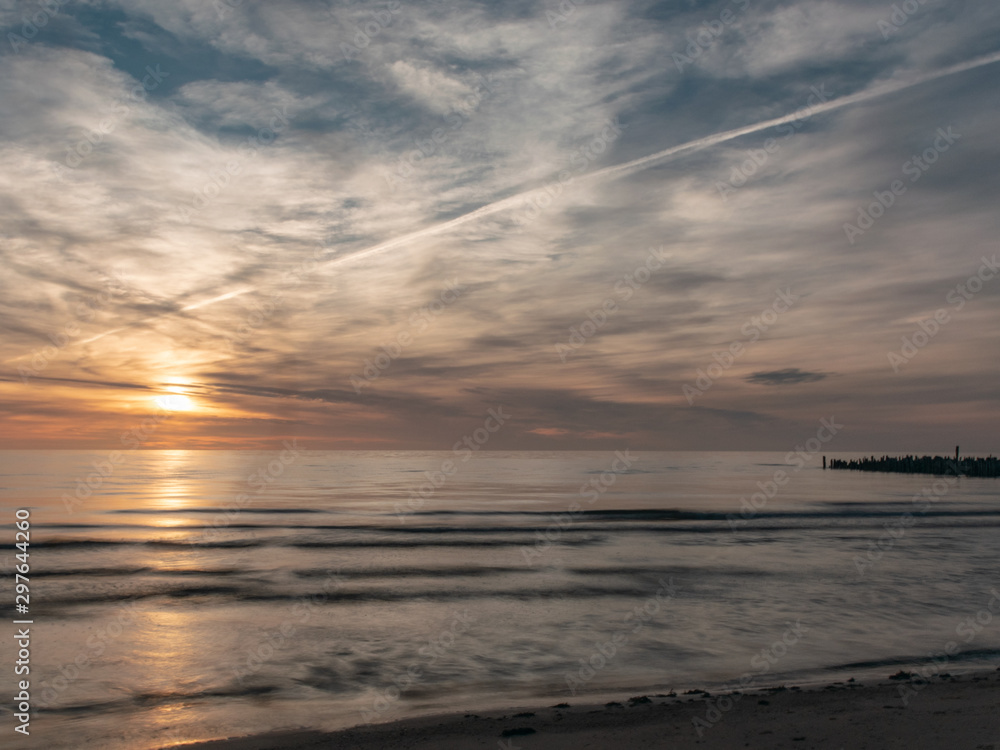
xmin=30 ymin=566 xmax=247 ymax=578
xmin=30 ymin=563 xmax=708 ymax=582
xmin=15 ymin=539 xmax=265 ymax=549
xmin=13 ymin=583 xmax=680 ymax=609
xmin=111 ymin=507 xmax=325 ymax=514
xmin=10 ymin=536 xmax=605 ymax=551
xmin=36 ymin=685 xmax=279 ymax=714
xmin=70 ymin=507 xmax=1000 ymax=522
xmin=822 ymin=647 xmax=1000 ymax=672
xmin=12 ymin=515 xmax=1000 ymax=551
xmin=293 ymin=565 xmax=530 ymax=578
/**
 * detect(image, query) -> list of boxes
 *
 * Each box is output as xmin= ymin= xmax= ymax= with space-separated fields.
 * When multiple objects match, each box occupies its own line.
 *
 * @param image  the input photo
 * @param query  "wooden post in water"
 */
xmin=823 ymin=456 xmax=826 ymax=469
xmin=956 ymin=445 xmax=960 ymax=462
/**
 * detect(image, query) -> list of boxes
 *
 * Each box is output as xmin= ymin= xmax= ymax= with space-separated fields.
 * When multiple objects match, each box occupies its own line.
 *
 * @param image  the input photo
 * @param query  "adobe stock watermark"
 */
xmin=225 ymin=291 xmax=286 ymax=352
xmin=853 ymin=468 xmax=958 ymax=576
xmin=340 ymin=1 xmax=402 ymax=61
xmin=394 ymin=408 xmax=510 ymax=522
xmin=227 ymin=239 xmax=340 ymax=351
xmin=359 ymin=609 xmax=477 ymax=724
xmin=520 ymin=450 xmax=636 ymax=564
xmin=715 ymin=85 xmax=830 ymax=201
xmin=18 ymin=269 xmax=131 ymax=383
xmin=174 ymin=106 xmax=292 ymax=224
xmin=878 ymin=0 xmax=928 ymax=40
xmin=194 ymin=439 xmax=305 ymax=543
xmin=555 ymin=246 xmax=667 ymax=362
xmin=54 ymin=64 xmax=169 ymax=179
xmin=682 ymin=288 xmax=800 ymax=404
xmin=213 ymin=0 xmax=244 ymax=20
xmin=896 ymin=590 xmax=1000 ymax=707
xmin=564 ymin=577 xmax=676 ymax=696
xmin=887 ymin=254 xmax=998 ymax=372
xmin=350 ymin=279 xmax=465 ymax=393
xmin=62 ymin=404 xmax=178 ymax=512
xmin=510 ymin=117 xmax=625 ymax=230
xmin=728 ymin=417 xmax=843 ymax=530
xmin=546 ymin=0 xmax=587 ymax=29
xmin=232 ymin=566 xmax=348 ymax=685
xmin=384 ymin=75 xmax=496 ymax=190
xmin=7 ymin=0 xmax=71 ymax=52
xmin=843 ymin=126 xmax=960 ymax=245
xmin=692 ymin=620 xmax=808 ymax=736
xmin=673 ymin=0 xmax=751 ymax=72
xmin=35 ymin=601 xmax=141 ymax=709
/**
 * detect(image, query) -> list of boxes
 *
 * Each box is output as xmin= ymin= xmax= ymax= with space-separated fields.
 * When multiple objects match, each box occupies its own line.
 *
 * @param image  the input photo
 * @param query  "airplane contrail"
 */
xmin=5 ymin=288 xmax=257 ymax=360
xmin=7 ymin=50 xmax=1000 ymax=364
xmin=586 ymin=49 xmax=1000 ymax=184
xmin=180 ymin=288 xmax=256 ymax=312
xmin=279 ymin=49 xmax=1000 ymax=276
xmin=72 ymin=289 xmax=257 ymax=347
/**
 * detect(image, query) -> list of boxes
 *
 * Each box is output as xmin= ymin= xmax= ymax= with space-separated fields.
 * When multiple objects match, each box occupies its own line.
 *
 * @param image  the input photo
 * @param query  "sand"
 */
xmin=170 ymin=669 xmax=1000 ymax=750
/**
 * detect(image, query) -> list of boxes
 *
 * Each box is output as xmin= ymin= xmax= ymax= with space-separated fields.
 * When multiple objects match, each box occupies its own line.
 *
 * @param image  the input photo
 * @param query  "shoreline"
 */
xmin=167 ymin=667 xmax=1000 ymax=749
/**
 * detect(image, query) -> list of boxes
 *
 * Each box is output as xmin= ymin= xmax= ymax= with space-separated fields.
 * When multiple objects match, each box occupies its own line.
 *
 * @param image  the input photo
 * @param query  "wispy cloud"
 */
xmin=746 ymin=369 xmax=828 ymax=386
xmin=1 ymin=0 xmax=998 ymax=450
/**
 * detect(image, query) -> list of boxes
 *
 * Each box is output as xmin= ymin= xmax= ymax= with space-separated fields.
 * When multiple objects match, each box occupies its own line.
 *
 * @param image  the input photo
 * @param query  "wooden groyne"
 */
xmin=826 ymin=448 xmax=998 ymax=477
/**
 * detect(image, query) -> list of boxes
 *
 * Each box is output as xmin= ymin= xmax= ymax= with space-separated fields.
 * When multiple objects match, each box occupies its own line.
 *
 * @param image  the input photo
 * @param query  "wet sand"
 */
xmin=170 ymin=668 xmax=1000 ymax=749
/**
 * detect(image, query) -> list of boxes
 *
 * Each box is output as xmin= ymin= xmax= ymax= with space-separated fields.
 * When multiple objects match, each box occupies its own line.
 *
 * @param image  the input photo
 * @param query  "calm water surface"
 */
xmin=1 ymin=450 xmax=999 ymax=749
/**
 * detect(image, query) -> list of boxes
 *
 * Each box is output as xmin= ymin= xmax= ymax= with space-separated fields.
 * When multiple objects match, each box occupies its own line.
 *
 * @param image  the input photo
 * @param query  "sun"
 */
xmin=155 ymin=393 xmax=195 ymax=411
xmin=155 ymin=384 xmax=196 ymax=412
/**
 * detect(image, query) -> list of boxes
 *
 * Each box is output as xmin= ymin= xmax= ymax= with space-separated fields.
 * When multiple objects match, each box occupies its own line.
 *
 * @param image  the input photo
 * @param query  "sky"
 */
xmin=0 ymin=0 xmax=998 ymax=451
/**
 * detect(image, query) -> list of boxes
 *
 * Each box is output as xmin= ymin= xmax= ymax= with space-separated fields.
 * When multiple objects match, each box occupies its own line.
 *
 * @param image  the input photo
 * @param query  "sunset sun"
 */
xmin=155 ymin=393 xmax=195 ymax=412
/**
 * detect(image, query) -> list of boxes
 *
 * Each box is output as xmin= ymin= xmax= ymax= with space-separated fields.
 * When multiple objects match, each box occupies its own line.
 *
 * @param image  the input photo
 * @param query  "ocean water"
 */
xmin=2 ymin=449 xmax=999 ymax=749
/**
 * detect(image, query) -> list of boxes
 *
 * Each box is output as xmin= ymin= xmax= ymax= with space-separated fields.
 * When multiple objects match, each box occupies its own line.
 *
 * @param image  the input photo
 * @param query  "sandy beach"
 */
xmin=171 ymin=668 xmax=1000 ymax=750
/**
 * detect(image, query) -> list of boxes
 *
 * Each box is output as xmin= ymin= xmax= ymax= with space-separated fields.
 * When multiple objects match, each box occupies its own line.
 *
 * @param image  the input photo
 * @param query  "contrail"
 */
xmin=586 ymin=49 xmax=1000 ymax=184
xmin=7 ymin=50 xmax=999 ymax=364
xmin=67 ymin=288 xmax=256 ymax=348
xmin=181 ymin=288 xmax=255 ymax=312
xmin=278 ymin=49 xmax=1000 ymax=276
xmin=73 ymin=289 xmax=256 ymax=347
xmin=5 ymin=288 xmax=257 ymax=360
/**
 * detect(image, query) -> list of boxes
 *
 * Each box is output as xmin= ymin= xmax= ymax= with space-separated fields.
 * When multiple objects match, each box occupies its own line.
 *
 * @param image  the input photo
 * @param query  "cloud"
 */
xmin=387 ymin=60 xmax=478 ymax=115
xmin=745 ymin=368 xmax=829 ymax=386
xmin=527 ymin=427 xmax=569 ymax=437
xmin=1 ymin=0 xmax=999 ymax=450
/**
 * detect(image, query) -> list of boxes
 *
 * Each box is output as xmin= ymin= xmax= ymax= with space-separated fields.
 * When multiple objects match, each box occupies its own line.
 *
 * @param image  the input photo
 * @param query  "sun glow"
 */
xmin=155 ymin=393 xmax=195 ymax=411
xmin=155 ymin=382 xmax=197 ymax=412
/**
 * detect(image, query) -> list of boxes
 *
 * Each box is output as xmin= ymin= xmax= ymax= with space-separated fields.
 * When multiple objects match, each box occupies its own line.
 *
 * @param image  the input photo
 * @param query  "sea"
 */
xmin=1 ymin=449 xmax=999 ymax=749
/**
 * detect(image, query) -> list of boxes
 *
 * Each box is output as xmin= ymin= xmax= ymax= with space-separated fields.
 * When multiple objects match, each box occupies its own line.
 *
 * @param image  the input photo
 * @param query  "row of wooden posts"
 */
xmin=823 ymin=447 xmax=998 ymax=477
